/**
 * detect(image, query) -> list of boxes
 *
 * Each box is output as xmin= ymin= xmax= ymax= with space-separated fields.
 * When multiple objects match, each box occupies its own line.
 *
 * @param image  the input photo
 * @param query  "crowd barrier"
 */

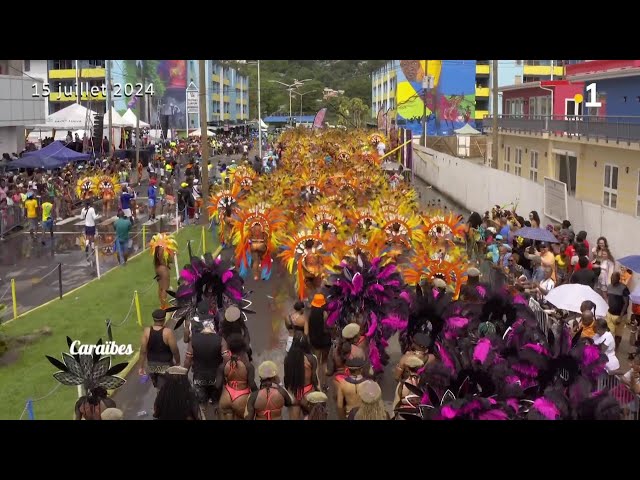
xmin=0 ymin=205 xmax=25 ymax=238
xmin=14 ymin=225 xmax=217 ymax=419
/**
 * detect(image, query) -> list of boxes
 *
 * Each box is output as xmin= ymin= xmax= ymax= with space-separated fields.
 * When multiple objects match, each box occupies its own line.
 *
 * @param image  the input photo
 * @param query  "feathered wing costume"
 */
xmin=207 ymin=184 xmax=240 ymax=247
xmin=96 ymin=175 xmax=121 ymax=201
xmin=324 ymin=254 xmax=410 ymax=373
xmin=76 ymin=176 xmax=98 ymax=200
xmin=46 ymin=337 xmax=128 ymax=393
xmin=277 ymin=230 xmax=332 ymax=300
xmin=170 ymin=252 xmax=253 ymax=330
xmin=232 ymin=202 xmax=285 ymax=280
xmin=375 ymin=210 xmax=425 ymax=261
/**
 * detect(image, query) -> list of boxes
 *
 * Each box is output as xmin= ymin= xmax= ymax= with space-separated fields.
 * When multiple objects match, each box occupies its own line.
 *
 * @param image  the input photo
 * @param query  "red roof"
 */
xmin=565 ymin=60 xmax=640 ymax=76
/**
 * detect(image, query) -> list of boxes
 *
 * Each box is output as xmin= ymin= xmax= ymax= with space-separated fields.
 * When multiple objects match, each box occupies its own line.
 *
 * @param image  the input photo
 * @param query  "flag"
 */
xmin=313 ymin=108 xmax=327 ymax=129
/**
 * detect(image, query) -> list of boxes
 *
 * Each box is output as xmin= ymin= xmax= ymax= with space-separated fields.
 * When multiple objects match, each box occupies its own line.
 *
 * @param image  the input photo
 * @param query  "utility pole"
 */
xmin=421 ymin=59 xmax=429 ymax=146
xmin=106 ymin=60 xmax=113 ymax=157
xmin=198 ymin=59 xmax=210 ymax=226
xmin=491 ymin=60 xmax=499 ymax=169
xmin=257 ymin=60 xmax=262 ymax=160
xmin=135 ymin=62 xmax=141 ymax=169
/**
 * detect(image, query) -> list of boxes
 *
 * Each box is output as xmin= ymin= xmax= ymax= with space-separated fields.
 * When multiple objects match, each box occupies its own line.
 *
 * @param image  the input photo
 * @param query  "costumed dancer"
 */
xmin=76 ymin=176 xmax=98 ymax=202
xmin=207 ymin=184 xmax=240 ymax=249
xmin=376 ymin=209 xmax=425 ymax=264
xmin=150 ymin=233 xmax=177 ymax=310
xmin=96 ymin=175 xmax=121 ymax=221
xmin=46 ymin=337 xmax=128 ymax=420
xmin=323 ymin=252 xmax=411 ymax=375
xmin=232 ymin=202 xmax=284 ymax=281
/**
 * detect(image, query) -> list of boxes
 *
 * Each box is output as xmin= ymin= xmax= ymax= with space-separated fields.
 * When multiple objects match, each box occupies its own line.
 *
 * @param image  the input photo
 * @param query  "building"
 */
xmin=25 ymin=60 xmax=49 ymax=117
xmin=186 ymin=61 xmax=249 ymax=129
xmin=46 ymin=60 xmax=106 ymax=114
xmin=0 ymin=60 xmax=45 ymax=154
xmin=500 ymin=80 xmax=584 ymax=118
xmin=373 ymin=60 xmax=579 ymax=132
xmin=481 ymin=60 xmax=640 ymax=256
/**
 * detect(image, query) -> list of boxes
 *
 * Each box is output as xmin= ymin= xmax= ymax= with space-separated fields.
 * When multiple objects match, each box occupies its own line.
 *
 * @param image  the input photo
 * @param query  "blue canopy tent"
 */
xmin=13 ymin=141 xmax=90 ymax=169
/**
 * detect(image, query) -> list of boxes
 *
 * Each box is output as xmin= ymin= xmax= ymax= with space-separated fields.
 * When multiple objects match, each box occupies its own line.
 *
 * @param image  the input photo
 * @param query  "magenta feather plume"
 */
xmin=226 ymin=286 xmax=242 ymax=301
xmin=365 ymin=312 xmax=378 ymax=338
xmin=369 ymin=343 xmax=383 ymax=372
xmin=532 ymin=397 xmax=560 ymax=420
xmin=214 ymin=256 xmax=222 ymax=265
xmin=399 ymin=291 xmax=411 ymax=303
xmin=523 ymin=343 xmax=550 ymax=357
xmin=371 ymin=257 xmax=382 ymax=269
xmin=180 ymin=269 xmax=197 ymax=283
xmin=437 ymin=342 xmax=456 ymax=374
xmin=368 ymin=283 xmax=385 ymax=295
xmin=446 ymin=316 xmax=469 ymax=329
xmin=378 ymin=263 xmax=397 ymax=280
xmin=440 ymin=405 xmax=458 ymax=419
xmin=473 ymin=338 xmax=492 ymax=364
xmin=432 ymin=288 xmax=440 ymax=298
xmin=475 ymin=285 xmax=487 ymax=298
xmin=327 ymin=300 xmax=339 ymax=311
xmin=453 ymin=305 xmax=463 ymax=315
xmin=421 ymin=393 xmax=429 ymax=404
xmin=326 ymin=309 xmax=340 ymax=328
xmin=386 ymin=279 xmax=401 ymax=287
xmin=381 ymin=314 xmax=408 ymax=330
xmin=512 ymin=363 xmax=539 ymax=378
xmin=222 ymin=270 xmax=234 ymax=284
xmin=380 ymin=337 xmax=389 ymax=347
xmin=506 ymin=398 xmax=519 ymax=412
xmin=505 ymin=375 xmax=520 ymax=385
xmin=478 ymin=409 xmax=509 ymax=420
xmin=351 ymin=272 xmax=364 ymax=295
xmin=582 ymin=344 xmax=601 ymax=366
xmin=513 ymin=295 xmax=527 ymax=305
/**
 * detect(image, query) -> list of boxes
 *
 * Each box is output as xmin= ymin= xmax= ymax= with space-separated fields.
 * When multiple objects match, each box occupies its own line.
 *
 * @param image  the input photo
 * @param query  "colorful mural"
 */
xmin=112 ymin=60 xmax=187 ymax=131
xmin=396 ymin=60 xmax=476 ymax=136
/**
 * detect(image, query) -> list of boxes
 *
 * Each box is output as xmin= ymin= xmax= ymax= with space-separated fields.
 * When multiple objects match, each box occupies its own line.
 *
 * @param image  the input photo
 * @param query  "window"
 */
xmin=24 ymin=60 xmax=30 ymax=72
xmin=529 ymin=97 xmax=536 ymax=117
xmin=53 ymin=60 xmax=74 ymax=70
xmin=530 ymin=151 xmax=539 ymax=182
xmin=603 ymin=164 xmax=618 ymax=209
xmin=637 ymin=171 xmax=640 ymax=217
xmin=504 ymin=146 xmax=511 ymax=173
xmin=514 ymin=147 xmax=523 ymax=176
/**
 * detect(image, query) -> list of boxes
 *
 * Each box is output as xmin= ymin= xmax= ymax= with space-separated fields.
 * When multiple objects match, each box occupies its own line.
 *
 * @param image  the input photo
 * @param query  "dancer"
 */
xmin=150 ymin=233 xmax=177 ymax=310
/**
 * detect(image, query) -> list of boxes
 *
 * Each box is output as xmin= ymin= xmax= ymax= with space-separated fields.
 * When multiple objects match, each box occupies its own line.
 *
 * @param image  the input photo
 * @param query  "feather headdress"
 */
xmin=149 ymin=233 xmax=178 ymax=262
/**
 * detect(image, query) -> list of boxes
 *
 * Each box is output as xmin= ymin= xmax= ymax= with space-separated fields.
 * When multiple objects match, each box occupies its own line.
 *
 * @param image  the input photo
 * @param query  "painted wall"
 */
xmin=502 ymin=83 xmax=583 ymax=116
xmin=590 ymin=77 xmax=640 ymax=119
xmin=396 ymin=60 xmax=476 ymax=136
xmin=413 ymin=143 xmax=640 ymax=259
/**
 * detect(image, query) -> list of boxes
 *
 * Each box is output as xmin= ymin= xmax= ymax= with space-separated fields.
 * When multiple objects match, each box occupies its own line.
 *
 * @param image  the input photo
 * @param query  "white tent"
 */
xmin=122 ymin=108 xmax=150 ymax=128
xmin=454 ymin=123 xmax=482 ymax=157
xmin=35 ymin=103 xmax=97 ymax=130
xmin=454 ymin=123 xmax=481 ymax=135
xmin=103 ymin=107 xmax=129 ymax=127
xmin=188 ymin=127 xmax=216 ymax=137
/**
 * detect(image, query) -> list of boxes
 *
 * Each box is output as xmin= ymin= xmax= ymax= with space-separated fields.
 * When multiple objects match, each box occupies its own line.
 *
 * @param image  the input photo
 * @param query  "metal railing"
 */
xmin=0 ymin=205 xmax=25 ymax=238
xmin=597 ymin=373 xmax=640 ymax=420
xmin=484 ymin=114 xmax=640 ymax=144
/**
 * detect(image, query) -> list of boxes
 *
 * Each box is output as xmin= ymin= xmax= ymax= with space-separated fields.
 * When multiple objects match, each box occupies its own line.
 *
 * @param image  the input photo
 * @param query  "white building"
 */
xmin=25 ymin=60 xmax=49 ymax=117
xmin=0 ymin=60 xmax=46 ymax=155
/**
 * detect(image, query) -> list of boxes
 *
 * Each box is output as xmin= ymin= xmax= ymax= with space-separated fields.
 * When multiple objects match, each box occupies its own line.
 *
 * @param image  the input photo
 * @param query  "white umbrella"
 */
xmin=545 ymin=284 xmax=609 ymax=316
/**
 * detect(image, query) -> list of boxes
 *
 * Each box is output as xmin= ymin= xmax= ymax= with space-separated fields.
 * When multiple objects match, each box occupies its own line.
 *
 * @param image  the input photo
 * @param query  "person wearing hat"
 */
xmin=335 ymin=357 xmax=367 ymax=419
xmin=245 ymin=361 xmax=292 ymax=420
xmin=217 ymin=334 xmax=256 ymax=420
xmin=154 ymin=366 xmax=201 ymax=420
xmin=466 ymin=267 xmax=481 ymax=286
xmin=327 ymin=323 xmax=369 ymax=391
xmin=139 ymin=309 xmax=180 ymax=389
xmin=284 ymin=336 xmax=319 ymax=420
xmin=183 ymin=301 xmax=226 ymax=417
xmin=220 ymin=305 xmax=252 ymax=362
xmin=393 ymin=355 xmax=424 ymax=418
xmin=350 ymin=380 xmax=389 ymax=420
xmin=304 ymin=391 xmax=328 ymax=420
xmin=394 ymin=333 xmax=433 ymax=381
xmin=307 ymin=294 xmax=332 ymax=389
xmin=101 ymin=408 xmax=124 ymax=420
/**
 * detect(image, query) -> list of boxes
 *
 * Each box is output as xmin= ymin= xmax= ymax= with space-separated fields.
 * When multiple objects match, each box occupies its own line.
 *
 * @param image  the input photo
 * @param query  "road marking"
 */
xmin=142 ymin=214 xmax=166 ymax=226
xmin=57 ymin=215 xmax=80 ymax=225
xmin=73 ymin=214 xmax=104 ymax=226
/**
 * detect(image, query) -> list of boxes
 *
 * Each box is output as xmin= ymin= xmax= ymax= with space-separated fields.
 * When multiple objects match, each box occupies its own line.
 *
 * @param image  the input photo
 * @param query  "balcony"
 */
xmin=474 ymin=110 xmax=489 ymax=120
xmin=475 ymin=86 xmax=490 ymax=97
xmin=49 ymin=69 xmax=76 ymax=79
xmin=476 ymin=64 xmax=490 ymax=75
xmin=522 ymin=65 xmax=564 ymax=77
xmin=484 ymin=114 xmax=640 ymax=144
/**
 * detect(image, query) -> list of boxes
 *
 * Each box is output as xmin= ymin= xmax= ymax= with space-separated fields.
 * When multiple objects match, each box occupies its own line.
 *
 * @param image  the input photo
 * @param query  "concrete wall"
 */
xmin=412 ymin=143 xmax=640 ymax=258
xmin=0 ymin=126 xmax=19 ymax=154
xmin=0 ymin=75 xmax=45 ymax=128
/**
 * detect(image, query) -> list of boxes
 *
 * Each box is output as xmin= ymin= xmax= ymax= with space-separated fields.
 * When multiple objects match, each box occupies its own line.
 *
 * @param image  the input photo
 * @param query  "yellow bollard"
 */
xmin=142 ymin=225 xmax=146 ymax=251
xmin=11 ymin=278 xmax=17 ymax=320
xmin=134 ymin=291 xmax=142 ymax=327
xmin=202 ymin=226 xmax=206 ymax=254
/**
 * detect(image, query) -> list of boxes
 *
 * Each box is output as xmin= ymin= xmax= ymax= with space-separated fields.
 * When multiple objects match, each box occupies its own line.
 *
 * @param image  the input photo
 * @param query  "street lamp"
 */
xmin=245 ymin=61 xmax=263 ymax=159
xmin=269 ymin=79 xmax=312 ymax=125
xmin=292 ymin=89 xmax=317 ymax=119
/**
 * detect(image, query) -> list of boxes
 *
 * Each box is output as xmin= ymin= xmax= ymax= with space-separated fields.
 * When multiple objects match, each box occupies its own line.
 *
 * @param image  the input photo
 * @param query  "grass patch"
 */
xmin=0 ymin=225 xmax=213 ymax=420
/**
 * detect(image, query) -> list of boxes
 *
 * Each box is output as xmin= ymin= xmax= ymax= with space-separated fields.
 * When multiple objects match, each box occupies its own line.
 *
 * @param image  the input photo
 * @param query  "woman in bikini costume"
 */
xmin=150 ymin=234 xmax=177 ymax=310
xmin=284 ymin=336 xmax=319 ymax=420
xmin=327 ymin=323 xmax=369 ymax=392
xmin=392 ymin=355 xmax=424 ymax=420
xmin=245 ymin=361 xmax=293 ymax=420
xmin=304 ymin=391 xmax=329 ymax=420
xmin=216 ymin=334 xmax=256 ymax=420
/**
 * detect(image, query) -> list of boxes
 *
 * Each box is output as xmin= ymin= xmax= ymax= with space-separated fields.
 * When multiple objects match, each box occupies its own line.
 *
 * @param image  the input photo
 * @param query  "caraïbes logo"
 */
xmin=45 ymin=337 xmax=130 ymax=391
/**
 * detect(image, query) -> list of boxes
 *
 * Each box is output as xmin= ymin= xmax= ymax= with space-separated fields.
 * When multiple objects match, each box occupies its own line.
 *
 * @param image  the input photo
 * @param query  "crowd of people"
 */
xmin=58 ymin=127 xmax=639 ymax=421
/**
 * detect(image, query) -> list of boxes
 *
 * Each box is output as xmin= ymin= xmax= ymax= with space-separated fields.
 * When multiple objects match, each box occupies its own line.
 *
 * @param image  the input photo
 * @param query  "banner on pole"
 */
xmin=313 ymin=108 xmax=327 ymax=129
xmin=186 ymin=82 xmax=198 ymax=114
